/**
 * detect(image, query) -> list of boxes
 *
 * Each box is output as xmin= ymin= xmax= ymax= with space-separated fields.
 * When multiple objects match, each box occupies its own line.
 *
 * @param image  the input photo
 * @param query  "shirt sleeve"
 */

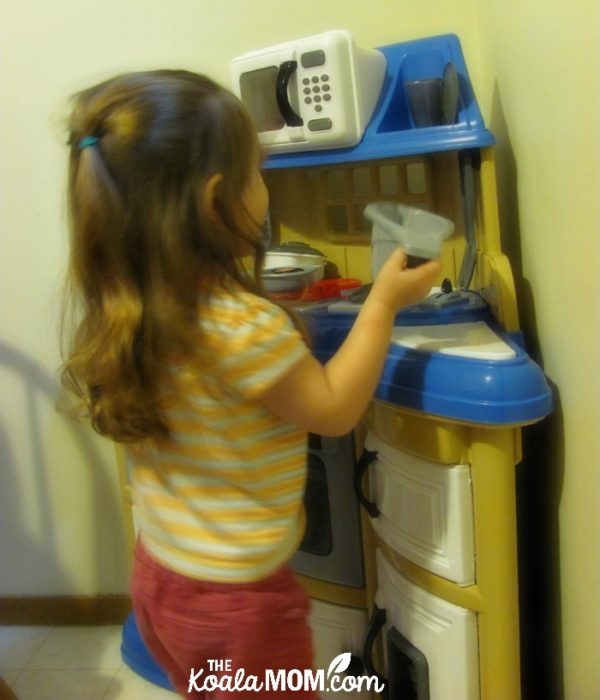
xmin=208 ymin=291 xmax=310 ymax=399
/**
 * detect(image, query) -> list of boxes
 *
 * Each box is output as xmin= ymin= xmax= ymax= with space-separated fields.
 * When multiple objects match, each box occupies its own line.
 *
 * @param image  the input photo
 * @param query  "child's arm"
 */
xmin=261 ymin=248 xmax=441 ymax=436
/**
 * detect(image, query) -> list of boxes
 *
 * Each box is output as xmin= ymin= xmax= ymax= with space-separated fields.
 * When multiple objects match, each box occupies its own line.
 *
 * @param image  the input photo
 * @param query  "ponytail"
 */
xmin=63 ymin=135 xmax=171 ymax=441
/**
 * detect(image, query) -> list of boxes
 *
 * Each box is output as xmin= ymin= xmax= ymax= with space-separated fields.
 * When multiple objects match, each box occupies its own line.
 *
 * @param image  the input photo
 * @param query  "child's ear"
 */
xmin=200 ymin=173 xmax=224 ymax=224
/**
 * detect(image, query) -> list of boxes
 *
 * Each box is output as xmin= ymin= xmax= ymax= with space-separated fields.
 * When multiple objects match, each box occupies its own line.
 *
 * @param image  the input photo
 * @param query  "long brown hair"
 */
xmin=61 ymin=70 xmax=272 ymax=443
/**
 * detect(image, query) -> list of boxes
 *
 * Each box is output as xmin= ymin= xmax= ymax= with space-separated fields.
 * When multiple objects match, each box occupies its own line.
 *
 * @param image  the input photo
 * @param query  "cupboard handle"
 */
xmin=353 ymin=448 xmax=380 ymax=517
xmin=363 ymin=604 xmax=388 ymax=698
xmin=346 ymin=654 xmax=364 ymax=678
xmin=276 ymin=61 xmax=304 ymax=127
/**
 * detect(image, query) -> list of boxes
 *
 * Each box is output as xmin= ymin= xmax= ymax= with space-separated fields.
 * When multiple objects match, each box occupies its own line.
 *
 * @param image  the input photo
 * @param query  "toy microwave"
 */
xmin=230 ymin=30 xmax=386 ymax=154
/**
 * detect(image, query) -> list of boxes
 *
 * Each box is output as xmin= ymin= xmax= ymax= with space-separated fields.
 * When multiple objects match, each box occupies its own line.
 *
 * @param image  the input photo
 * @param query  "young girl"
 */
xmin=61 ymin=70 xmax=441 ymax=698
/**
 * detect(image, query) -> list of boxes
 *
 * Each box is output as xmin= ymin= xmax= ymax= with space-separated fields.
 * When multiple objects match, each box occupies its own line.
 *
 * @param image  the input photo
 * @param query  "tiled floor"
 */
xmin=0 ymin=626 xmax=176 ymax=699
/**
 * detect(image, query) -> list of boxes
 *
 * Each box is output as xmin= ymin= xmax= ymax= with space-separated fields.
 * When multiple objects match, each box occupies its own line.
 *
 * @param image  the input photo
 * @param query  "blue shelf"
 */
xmin=264 ymin=34 xmax=495 ymax=170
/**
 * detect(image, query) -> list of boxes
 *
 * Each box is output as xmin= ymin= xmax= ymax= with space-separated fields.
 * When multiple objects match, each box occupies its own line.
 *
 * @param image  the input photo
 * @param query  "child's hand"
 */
xmin=368 ymin=247 xmax=442 ymax=315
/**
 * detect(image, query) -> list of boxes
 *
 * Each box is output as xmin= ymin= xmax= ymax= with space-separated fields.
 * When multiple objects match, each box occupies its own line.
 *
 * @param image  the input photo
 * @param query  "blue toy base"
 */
xmin=121 ymin=612 xmax=173 ymax=691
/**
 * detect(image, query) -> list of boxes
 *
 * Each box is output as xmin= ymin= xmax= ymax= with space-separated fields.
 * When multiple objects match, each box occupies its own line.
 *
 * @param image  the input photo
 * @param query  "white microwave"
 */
xmin=230 ymin=30 xmax=386 ymax=154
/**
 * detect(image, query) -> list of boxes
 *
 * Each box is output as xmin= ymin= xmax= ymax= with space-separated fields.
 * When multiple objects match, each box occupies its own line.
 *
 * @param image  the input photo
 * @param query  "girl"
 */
xmin=61 ymin=70 xmax=441 ymax=698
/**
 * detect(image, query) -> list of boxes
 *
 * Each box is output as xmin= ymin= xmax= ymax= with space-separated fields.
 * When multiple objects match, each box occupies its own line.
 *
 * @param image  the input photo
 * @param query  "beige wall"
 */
xmin=1 ymin=0 xmax=598 ymax=696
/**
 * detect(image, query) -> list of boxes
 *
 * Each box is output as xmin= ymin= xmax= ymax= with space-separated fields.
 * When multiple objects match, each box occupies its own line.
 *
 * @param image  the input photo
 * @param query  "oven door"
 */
xmin=291 ymin=433 xmax=364 ymax=587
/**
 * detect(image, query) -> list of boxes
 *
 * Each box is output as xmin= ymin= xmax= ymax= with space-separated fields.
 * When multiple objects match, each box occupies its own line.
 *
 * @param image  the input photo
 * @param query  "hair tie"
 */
xmin=79 ymin=136 xmax=100 ymax=150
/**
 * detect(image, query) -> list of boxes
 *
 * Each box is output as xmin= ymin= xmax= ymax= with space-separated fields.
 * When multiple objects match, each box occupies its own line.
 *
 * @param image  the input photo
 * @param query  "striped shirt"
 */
xmin=129 ymin=287 xmax=310 ymax=583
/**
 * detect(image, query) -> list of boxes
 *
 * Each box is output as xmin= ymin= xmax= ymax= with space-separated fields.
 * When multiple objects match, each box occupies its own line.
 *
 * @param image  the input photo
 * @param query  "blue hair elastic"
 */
xmin=79 ymin=136 xmax=100 ymax=150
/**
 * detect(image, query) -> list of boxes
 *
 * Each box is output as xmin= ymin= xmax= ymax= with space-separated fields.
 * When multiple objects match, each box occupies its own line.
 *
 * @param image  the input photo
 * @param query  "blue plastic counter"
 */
xmin=302 ymin=293 xmax=552 ymax=426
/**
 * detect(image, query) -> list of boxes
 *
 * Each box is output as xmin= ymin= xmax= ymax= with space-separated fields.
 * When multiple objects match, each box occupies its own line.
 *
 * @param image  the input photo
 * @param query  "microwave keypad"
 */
xmin=301 ymin=74 xmax=333 ymax=115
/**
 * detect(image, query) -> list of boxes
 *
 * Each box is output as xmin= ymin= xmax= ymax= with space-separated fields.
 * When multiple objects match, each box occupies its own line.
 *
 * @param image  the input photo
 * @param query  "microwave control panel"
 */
xmin=299 ymin=59 xmax=334 ymax=131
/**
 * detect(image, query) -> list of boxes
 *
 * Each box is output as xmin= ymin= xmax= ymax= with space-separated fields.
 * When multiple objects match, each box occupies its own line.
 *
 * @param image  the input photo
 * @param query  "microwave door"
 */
xmin=239 ymin=63 xmax=304 ymax=144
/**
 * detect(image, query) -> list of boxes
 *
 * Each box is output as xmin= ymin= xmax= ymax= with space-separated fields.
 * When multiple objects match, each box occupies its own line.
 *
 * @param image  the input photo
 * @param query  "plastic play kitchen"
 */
xmin=119 ymin=32 xmax=551 ymax=700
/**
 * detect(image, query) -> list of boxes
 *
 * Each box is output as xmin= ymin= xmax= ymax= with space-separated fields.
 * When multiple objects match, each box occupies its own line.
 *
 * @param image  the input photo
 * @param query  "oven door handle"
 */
xmin=363 ymin=603 xmax=389 ymax=698
xmin=353 ymin=448 xmax=380 ymax=517
xmin=276 ymin=60 xmax=304 ymax=127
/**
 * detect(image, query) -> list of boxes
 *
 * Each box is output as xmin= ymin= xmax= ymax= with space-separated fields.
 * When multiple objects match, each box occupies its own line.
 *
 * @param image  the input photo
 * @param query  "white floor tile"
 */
xmin=104 ymin=666 xmax=176 ymax=699
xmin=26 ymin=626 xmax=123 ymax=671
xmin=11 ymin=669 xmax=115 ymax=700
xmin=0 ymin=627 xmax=53 ymax=670
xmin=1 ymin=668 xmax=21 ymax=685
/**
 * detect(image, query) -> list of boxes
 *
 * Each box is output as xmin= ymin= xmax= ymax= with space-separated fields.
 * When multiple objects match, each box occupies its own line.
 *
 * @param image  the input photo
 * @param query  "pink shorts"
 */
xmin=131 ymin=540 xmax=317 ymax=698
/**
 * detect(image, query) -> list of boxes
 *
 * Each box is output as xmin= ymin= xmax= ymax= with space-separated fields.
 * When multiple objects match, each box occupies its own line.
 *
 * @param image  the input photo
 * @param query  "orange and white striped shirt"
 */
xmin=129 ymin=287 xmax=310 ymax=583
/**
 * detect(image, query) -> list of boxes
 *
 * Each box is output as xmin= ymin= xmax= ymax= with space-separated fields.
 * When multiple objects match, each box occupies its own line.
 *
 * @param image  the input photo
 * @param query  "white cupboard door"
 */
xmin=366 ymin=433 xmax=475 ymax=585
xmin=376 ymin=550 xmax=480 ymax=700
xmin=309 ymin=600 xmax=372 ymax=699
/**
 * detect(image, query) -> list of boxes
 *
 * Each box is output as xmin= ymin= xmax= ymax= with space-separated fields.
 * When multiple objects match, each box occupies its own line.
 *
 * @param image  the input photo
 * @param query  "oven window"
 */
xmin=299 ymin=453 xmax=333 ymax=556
xmin=239 ymin=67 xmax=285 ymax=132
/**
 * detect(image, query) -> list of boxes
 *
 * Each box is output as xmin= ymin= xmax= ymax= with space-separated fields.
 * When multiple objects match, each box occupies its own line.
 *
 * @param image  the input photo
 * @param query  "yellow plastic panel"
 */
xmin=344 ymin=245 xmax=372 ymax=283
xmin=468 ymin=427 xmax=521 ymax=700
xmin=477 ymin=252 xmax=520 ymax=332
xmin=363 ymin=401 xmax=468 ymax=464
xmin=296 ymin=574 xmax=366 ymax=609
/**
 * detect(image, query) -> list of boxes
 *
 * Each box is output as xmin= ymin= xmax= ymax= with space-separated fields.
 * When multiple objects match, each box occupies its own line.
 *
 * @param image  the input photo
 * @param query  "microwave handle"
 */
xmin=276 ymin=61 xmax=304 ymax=127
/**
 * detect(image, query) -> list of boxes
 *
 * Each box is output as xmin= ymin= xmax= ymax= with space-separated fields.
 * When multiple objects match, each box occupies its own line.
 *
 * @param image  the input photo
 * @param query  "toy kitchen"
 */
xmin=121 ymin=30 xmax=552 ymax=700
